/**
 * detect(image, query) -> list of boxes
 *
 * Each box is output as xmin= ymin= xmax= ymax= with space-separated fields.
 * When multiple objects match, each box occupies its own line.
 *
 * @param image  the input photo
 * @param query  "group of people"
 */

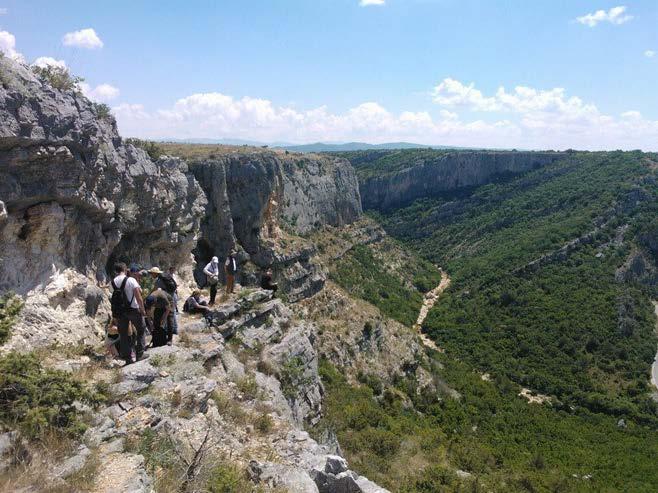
xmin=108 ymin=250 xmax=278 ymax=365
xmin=108 ymin=263 xmax=180 ymax=364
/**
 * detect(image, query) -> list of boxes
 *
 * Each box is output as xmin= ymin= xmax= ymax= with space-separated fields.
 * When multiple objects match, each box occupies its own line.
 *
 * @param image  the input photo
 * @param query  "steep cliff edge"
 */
xmin=163 ymin=144 xmax=362 ymax=301
xmin=354 ymin=149 xmax=564 ymax=211
xmin=0 ymin=58 xmax=390 ymax=492
xmin=0 ymin=58 xmax=206 ymax=350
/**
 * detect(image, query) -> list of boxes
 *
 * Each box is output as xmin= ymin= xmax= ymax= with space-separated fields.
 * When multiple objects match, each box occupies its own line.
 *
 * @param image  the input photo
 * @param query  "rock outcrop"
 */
xmin=358 ymin=150 xmax=564 ymax=211
xmin=0 ymin=57 xmax=206 ymax=350
xmin=189 ymin=150 xmax=361 ymax=298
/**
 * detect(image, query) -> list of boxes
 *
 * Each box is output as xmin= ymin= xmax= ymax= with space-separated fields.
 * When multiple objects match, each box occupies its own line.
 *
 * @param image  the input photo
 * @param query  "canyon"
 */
xmin=2 ymin=54 xmax=658 ymax=492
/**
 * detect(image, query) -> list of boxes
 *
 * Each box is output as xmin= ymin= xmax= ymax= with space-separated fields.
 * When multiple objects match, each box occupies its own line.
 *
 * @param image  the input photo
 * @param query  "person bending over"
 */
xmin=260 ymin=268 xmax=278 ymax=294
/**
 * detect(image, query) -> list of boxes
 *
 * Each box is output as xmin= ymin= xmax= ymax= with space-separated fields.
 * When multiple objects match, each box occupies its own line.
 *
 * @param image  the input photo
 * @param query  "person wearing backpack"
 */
xmin=203 ymin=256 xmax=220 ymax=305
xmin=111 ymin=262 xmax=148 ymax=364
xmin=145 ymin=288 xmax=172 ymax=347
xmin=149 ymin=266 xmax=179 ymax=341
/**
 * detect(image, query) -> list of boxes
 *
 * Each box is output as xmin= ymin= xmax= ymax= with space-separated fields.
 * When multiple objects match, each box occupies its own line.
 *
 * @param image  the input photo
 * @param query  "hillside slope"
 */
xmin=350 ymin=150 xmax=658 ymax=486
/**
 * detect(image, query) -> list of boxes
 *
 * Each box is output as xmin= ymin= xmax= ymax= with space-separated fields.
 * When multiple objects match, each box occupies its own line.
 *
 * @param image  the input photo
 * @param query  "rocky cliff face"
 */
xmin=0 ymin=57 xmax=387 ymax=492
xmin=0 ymin=57 xmax=206 ymax=350
xmin=188 ymin=150 xmax=361 ymax=299
xmin=359 ymin=150 xmax=564 ymax=211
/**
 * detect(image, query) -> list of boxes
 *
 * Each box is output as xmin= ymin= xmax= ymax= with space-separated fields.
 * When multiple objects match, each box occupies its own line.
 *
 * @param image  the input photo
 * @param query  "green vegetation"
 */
xmin=340 ymin=148 xmax=456 ymax=180
xmin=330 ymin=243 xmax=441 ymax=326
xmin=92 ymin=102 xmax=113 ymax=121
xmin=372 ymin=151 xmax=658 ymax=423
xmin=31 ymin=65 xmax=84 ymax=92
xmin=327 ymin=150 xmax=658 ymax=489
xmin=206 ymin=464 xmax=257 ymax=493
xmin=0 ymin=352 xmax=101 ymax=439
xmin=316 ymin=357 xmax=658 ymax=492
xmin=0 ymin=292 xmax=23 ymax=345
xmin=125 ymin=138 xmax=165 ymax=160
xmin=254 ymin=412 xmax=274 ymax=434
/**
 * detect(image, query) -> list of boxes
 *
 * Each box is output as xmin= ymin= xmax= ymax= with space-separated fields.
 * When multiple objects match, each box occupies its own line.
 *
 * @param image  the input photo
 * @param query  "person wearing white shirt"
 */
xmin=203 ymin=256 xmax=220 ymax=305
xmin=111 ymin=262 xmax=147 ymax=363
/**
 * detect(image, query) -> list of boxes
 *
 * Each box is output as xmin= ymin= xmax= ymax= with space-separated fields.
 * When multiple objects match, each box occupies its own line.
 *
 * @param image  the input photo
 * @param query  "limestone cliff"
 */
xmin=0 ymin=57 xmax=206 ymax=350
xmin=187 ymin=149 xmax=362 ymax=300
xmin=358 ymin=150 xmax=564 ymax=211
xmin=0 ymin=57 xmax=386 ymax=492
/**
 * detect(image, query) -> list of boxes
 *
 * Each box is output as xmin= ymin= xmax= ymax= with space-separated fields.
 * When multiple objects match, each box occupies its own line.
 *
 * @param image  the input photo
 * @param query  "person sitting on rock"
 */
xmin=183 ymin=289 xmax=210 ymax=314
xmin=260 ymin=268 xmax=278 ymax=295
xmin=111 ymin=262 xmax=148 ymax=364
xmin=147 ymin=288 xmax=173 ymax=347
xmin=203 ymin=256 xmax=220 ymax=305
xmin=224 ymin=249 xmax=239 ymax=295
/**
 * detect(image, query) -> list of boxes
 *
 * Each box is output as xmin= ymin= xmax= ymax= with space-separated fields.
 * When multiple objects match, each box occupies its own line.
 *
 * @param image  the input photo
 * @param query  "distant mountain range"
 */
xmin=274 ymin=142 xmax=451 ymax=152
xmin=156 ymin=139 xmax=459 ymax=153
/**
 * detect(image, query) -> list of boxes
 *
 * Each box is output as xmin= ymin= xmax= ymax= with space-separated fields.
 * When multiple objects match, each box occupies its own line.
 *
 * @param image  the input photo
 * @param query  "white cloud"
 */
xmin=0 ymin=8 xmax=8 ymax=15
xmin=433 ymin=78 xmax=602 ymax=125
xmin=431 ymin=77 xmax=658 ymax=149
xmin=576 ymin=6 xmax=633 ymax=27
xmin=80 ymin=82 xmax=120 ymax=102
xmin=360 ymin=0 xmax=385 ymax=6
xmin=111 ymin=78 xmax=658 ymax=151
xmin=645 ymin=50 xmax=655 ymax=58
xmin=432 ymin=78 xmax=500 ymax=111
xmin=32 ymin=56 xmax=67 ymax=69
xmin=0 ymin=30 xmax=24 ymax=61
xmin=113 ymin=92 xmax=517 ymax=147
xmin=62 ymin=28 xmax=103 ymax=49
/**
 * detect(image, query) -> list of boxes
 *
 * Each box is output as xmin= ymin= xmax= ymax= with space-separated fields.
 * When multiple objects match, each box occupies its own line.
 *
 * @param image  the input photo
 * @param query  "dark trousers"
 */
xmin=209 ymin=283 xmax=218 ymax=304
xmin=151 ymin=309 xmax=168 ymax=347
xmin=117 ymin=309 xmax=146 ymax=362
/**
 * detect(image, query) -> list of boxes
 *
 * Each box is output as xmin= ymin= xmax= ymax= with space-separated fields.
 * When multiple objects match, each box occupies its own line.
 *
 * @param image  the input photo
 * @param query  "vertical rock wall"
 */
xmin=0 ymin=57 xmax=206 ymax=350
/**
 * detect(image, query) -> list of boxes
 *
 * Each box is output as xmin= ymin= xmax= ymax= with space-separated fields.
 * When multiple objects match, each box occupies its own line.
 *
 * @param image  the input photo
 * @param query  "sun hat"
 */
xmin=149 ymin=266 xmax=163 ymax=274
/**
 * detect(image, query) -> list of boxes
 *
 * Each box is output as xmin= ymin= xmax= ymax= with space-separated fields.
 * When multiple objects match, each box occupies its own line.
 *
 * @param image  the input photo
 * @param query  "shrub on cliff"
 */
xmin=125 ymin=138 xmax=165 ymax=160
xmin=92 ymin=102 xmax=113 ymax=122
xmin=0 ymin=292 xmax=23 ymax=345
xmin=31 ymin=65 xmax=84 ymax=92
xmin=0 ymin=352 xmax=100 ymax=439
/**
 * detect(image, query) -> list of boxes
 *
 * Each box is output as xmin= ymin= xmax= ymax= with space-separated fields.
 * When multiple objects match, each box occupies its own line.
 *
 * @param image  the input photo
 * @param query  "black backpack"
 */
xmin=110 ymin=277 xmax=133 ymax=318
xmin=158 ymin=273 xmax=177 ymax=294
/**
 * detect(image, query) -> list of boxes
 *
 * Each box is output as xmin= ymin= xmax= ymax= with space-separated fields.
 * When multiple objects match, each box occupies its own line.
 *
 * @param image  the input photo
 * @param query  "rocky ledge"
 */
xmin=0 ymin=290 xmax=389 ymax=492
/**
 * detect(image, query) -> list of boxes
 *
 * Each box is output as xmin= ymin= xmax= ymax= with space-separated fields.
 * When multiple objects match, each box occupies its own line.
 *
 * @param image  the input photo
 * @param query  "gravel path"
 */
xmin=413 ymin=269 xmax=451 ymax=351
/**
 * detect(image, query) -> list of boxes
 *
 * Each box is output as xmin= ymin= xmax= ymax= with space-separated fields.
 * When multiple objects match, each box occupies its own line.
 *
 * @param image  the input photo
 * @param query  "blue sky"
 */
xmin=2 ymin=1 xmax=658 ymax=149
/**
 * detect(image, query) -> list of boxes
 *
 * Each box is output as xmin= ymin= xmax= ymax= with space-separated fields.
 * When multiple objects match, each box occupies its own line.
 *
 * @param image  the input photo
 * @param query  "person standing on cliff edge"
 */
xmin=203 ymin=256 xmax=220 ymax=305
xmin=111 ymin=263 xmax=148 ymax=364
xmin=225 ymin=249 xmax=238 ymax=295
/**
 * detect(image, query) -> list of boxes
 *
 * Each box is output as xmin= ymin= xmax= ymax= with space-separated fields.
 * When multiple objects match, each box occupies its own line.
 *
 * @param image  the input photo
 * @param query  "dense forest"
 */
xmin=320 ymin=150 xmax=658 ymax=492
